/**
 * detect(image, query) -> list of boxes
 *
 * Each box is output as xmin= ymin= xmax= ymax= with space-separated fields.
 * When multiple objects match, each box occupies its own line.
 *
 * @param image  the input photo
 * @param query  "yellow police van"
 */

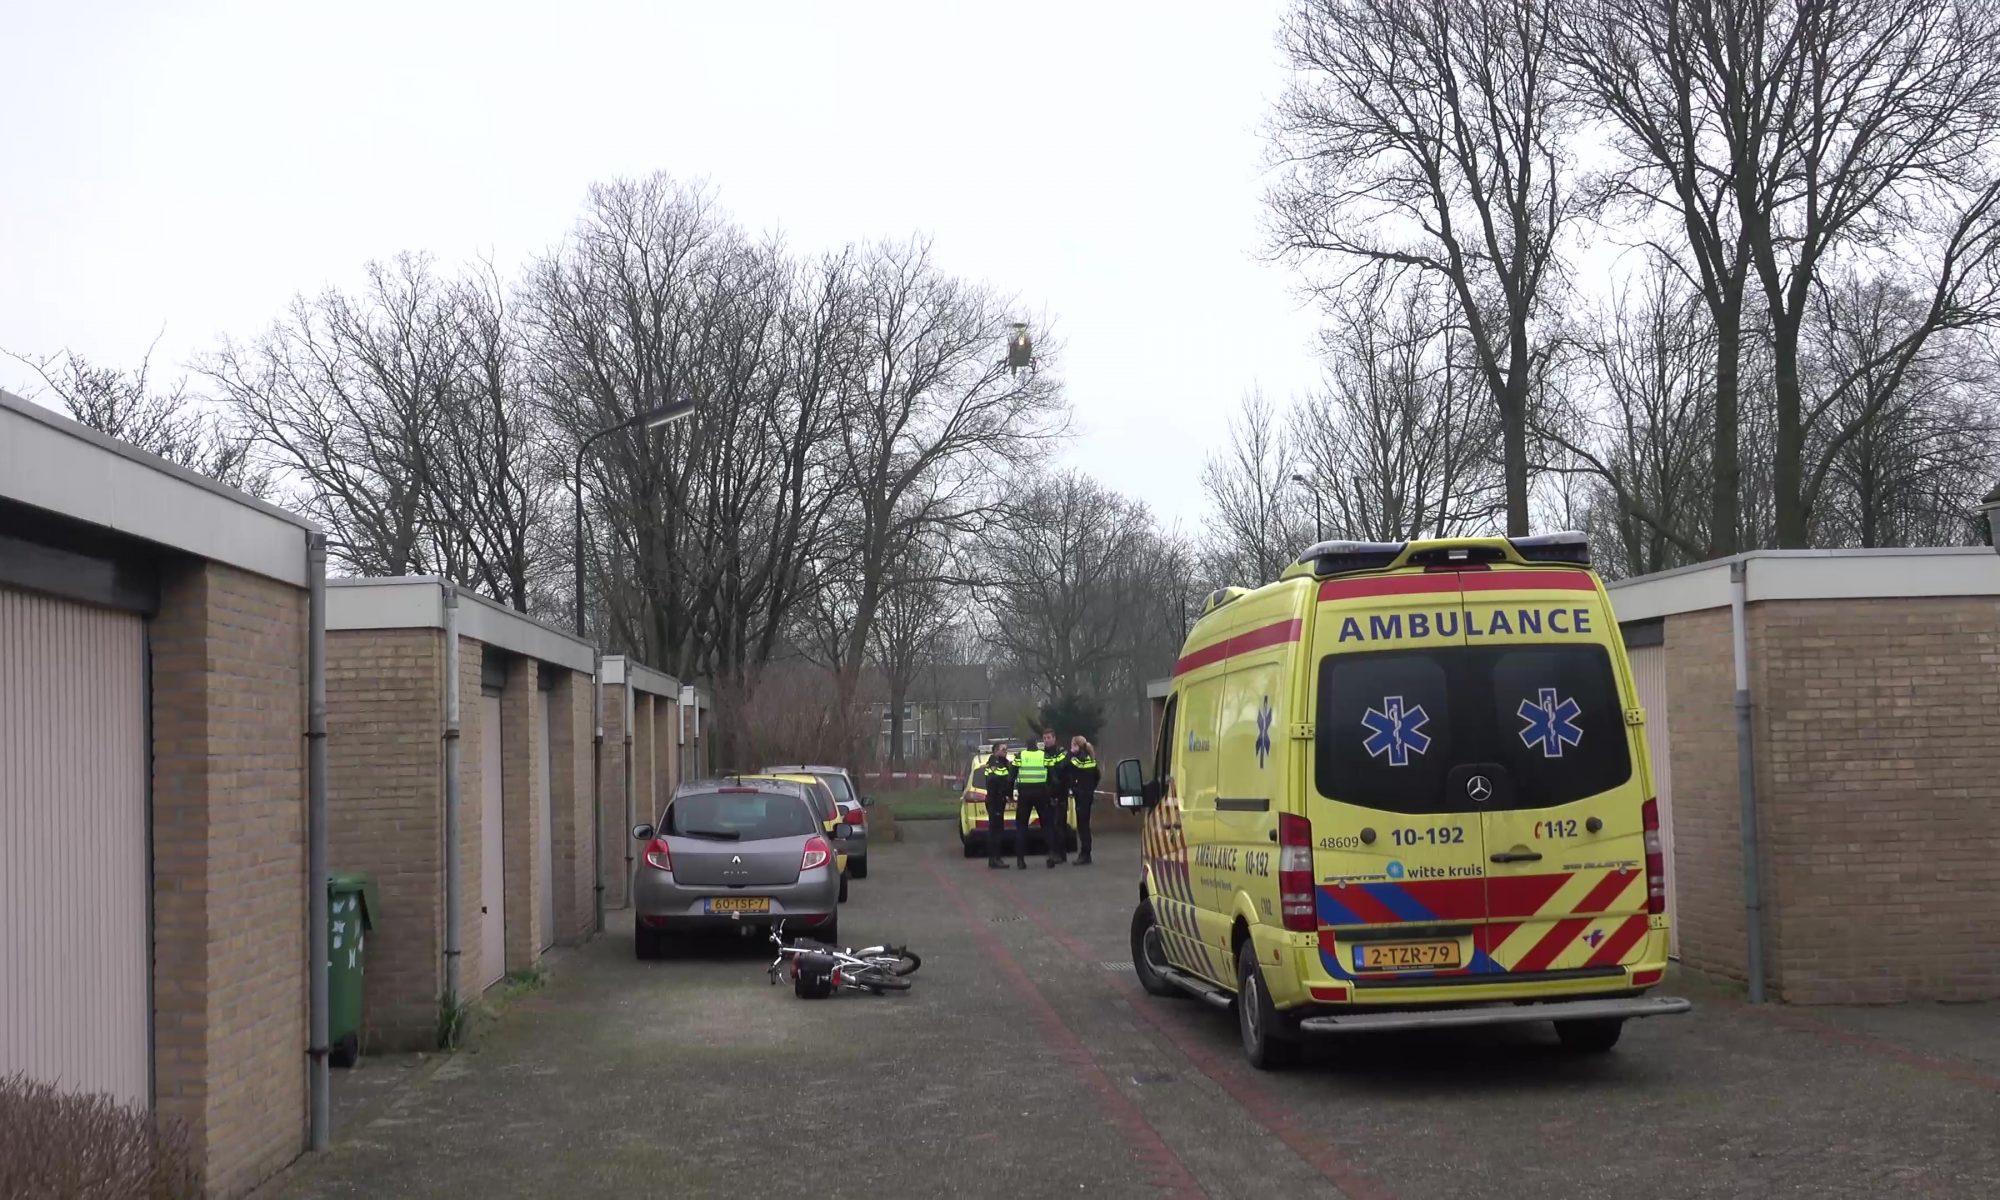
xmin=958 ymin=746 xmax=1075 ymax=858
xmin=1114 ymin=533 xmax=1688 ymax=1068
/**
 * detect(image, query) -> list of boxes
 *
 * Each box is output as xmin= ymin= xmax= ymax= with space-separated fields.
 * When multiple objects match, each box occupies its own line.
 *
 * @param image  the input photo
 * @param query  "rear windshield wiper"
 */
xmin=678 ymin=828 xmax=742 ymax=840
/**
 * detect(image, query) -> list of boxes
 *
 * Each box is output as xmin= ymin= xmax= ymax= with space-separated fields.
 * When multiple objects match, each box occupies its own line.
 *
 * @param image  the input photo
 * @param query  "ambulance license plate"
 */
xmin=706 ymin=897 xmax=770 ymax=914
xmin=1353 ymin=940 xmax=1460 ymax=970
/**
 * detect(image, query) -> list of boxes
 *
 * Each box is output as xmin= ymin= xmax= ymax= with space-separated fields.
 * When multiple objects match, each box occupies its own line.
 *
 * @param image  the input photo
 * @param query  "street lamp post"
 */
xmin=1291 ymin=473 xmax=1325 ymax=544
xmin=572 ymin=398 xmax=700 ymax=637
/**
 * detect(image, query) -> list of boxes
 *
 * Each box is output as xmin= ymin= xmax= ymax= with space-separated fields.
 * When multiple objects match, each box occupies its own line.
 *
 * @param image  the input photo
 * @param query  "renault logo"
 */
xmin=1466 ymin=775 xmax=1493 ymax=803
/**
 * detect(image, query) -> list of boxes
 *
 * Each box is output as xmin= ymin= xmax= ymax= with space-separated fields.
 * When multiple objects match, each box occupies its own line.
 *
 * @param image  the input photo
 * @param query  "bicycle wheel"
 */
xmin=863 ymin=949 xmax=921 ymax=977
xmin=852 ymin=969 xmax=912 ymax=993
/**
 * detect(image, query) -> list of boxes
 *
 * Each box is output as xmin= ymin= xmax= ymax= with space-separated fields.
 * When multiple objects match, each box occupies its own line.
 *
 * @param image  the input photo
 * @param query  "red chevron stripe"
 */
xmin=1329 ymin=886 xmax=1403 ymax=926
xmin=1396 ymin=878 xmax=1485 ymax=921
xmin=1486 ymin=872 xmax=1573 ymax=919
xmin=1512 ymin=873 xmax=1639 ymax=973
xmin=1479 ymin=921 xmax=1523 ymax=959
xmin=1316 ymin=574 xmax=1462 ymax=601
xmin=1585 ymin=915 xmax=1652 ymax=968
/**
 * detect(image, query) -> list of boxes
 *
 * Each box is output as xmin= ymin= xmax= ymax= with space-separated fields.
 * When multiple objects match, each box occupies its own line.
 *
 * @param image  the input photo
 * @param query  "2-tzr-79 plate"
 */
xmin=1352 ymin=940 xmax=1461 ymax=971
xmin=706 ymin=897 xmax=770 ymax=914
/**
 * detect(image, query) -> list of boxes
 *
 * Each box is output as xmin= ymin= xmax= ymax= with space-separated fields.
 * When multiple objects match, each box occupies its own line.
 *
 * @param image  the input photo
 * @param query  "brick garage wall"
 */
xmin=151 ymin=560 xmax=308 ymax=1198
xmin=1660 ymin=607 xmax=1751 ymax=985
xmin=549 ymin=668 xmax=594 ymax=945
xmin=634 ymin=692 xmax=657 ymax=828
xmin=598 ymin=683 xmax=631 ymax=908
xmin=324 ymin=629 xmax=442 ymax=1050
xmin=1752 ymin=597 xmax=2000 ymax=1003
xmin=457 ymin=639 xmax=489 ymax=995
xmin=500 ymin=656 xmax=545 ymax=970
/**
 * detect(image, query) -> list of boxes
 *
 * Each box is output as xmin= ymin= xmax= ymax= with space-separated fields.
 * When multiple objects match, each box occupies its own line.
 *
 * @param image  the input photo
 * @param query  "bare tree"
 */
xmin=823 ymin=238 xmax=1066 ymax=704
xmin=1536 ymin=255 xmax=1715 ymax=574
xmin=1563 ymin=0 xmax=2000 ymax=548
xmin=1199 ymin=389 xmax=1311 ymax=586
xmin=12 ymin=344 xmax=269 ymax=496
xmin=1269 ymin=0 xmax=1579 ymax=535
xmin=207 ymin=254 xmax=461 ymax=577
xmin=867 ymin=534 xmax=962 ymax=766
xmin=1291 ymin=276 xmax=1505 ymax=540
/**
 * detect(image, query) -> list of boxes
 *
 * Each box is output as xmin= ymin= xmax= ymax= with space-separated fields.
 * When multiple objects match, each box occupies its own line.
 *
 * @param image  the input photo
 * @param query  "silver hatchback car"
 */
xmin=631 ymin=781 xmax=844 ymax=958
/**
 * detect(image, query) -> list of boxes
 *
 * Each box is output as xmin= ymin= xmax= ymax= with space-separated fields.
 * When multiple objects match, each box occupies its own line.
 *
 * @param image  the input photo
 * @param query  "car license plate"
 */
xmin=706 ymin=897 xmax=770 ymax=914
xmin=1352 ymin=940 xmax=1460 ymax=970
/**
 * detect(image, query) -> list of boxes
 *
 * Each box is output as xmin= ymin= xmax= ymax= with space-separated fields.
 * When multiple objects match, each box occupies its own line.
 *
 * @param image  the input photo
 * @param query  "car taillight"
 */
xmin=1278 ymin=812 xmax=1316 ymax=932
xmin=643 ymin=837 xmax=672 ymax=872
xmin=801 ymin=836 xmax=832 ymax=872
xmin=1642 ymin=798 xmax=1665 ymax=915
xmin=846 ymin=808 xmax=865 ymax=828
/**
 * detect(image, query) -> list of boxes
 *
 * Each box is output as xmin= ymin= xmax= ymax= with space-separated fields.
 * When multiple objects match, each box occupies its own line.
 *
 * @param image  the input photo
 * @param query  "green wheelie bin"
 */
xmin=327 ymin=872 xmax=378 ymax=1068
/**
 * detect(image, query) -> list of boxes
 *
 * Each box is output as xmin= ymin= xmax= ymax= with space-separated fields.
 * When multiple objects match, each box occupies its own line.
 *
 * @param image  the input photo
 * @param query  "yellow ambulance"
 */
xmin=1113 ymin=533 xmax=1688 ymax=1068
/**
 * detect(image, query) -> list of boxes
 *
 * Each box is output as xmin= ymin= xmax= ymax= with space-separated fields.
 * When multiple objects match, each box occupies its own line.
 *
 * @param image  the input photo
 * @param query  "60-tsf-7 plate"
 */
xmin=706 ymin=897 xmax=770 ymax=914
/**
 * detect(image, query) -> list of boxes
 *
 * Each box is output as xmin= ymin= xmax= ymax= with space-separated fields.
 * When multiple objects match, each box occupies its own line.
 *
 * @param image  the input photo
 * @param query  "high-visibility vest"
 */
xmin=985 ymin=760 xmax=1013 ymax=780
xmin=1016 ymin=748 xmax=1049 ymax=785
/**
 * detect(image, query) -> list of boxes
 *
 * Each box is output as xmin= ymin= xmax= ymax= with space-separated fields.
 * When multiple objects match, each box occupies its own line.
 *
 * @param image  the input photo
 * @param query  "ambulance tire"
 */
xmin=1130 ymin=902 xmax=1183 ymax=999
xmin=1236 ymin=941 xmax=1301 ymax=1070
xmin=1555 ymin=1017 xmax=1624 ymax=1054
xmin=961 ymin=835 xmax=981 ymax=859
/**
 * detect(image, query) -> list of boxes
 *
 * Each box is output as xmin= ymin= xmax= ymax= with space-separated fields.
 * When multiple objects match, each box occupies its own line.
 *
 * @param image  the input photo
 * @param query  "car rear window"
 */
xmin=814 ymin=773 xmax=856 ymax=803
xmin=1315 ymin=645 xmax=1631 ymax=813
xmin=665 ymin=791 xmax=818 ymax=839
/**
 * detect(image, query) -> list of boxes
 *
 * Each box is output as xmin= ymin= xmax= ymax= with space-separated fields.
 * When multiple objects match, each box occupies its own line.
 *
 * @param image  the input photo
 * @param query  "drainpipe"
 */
xmin=442 ymin=587 xmax=463 ymax=1008
xmin=623 ymin=682 xmax=636 ymax=893
xmin=306 ymin=534 xmax=329 ymax=1151
xmin=592 ymin=659 xmax=604 ymax=934
xmin=1730 ymin=560 xmax=1766 ymax=1003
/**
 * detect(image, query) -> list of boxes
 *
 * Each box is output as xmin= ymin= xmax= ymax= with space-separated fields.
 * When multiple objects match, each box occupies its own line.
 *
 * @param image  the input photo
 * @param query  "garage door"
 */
xmin=1627 ymin=641 xmax=1679 ymax=954
xmin=536 ymin=684 xmax=554 ymax=952
xmin=0 ymin=585 xmax=150 ymax=1105
xmin=480 ymin=692 xmax=506 ymax=990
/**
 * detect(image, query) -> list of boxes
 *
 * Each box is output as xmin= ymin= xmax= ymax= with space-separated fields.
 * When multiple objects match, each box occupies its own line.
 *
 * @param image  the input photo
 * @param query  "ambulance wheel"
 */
xmin=1555 ymin=1017 xmax=1624 ymax=1054
xmin=1130 ymin=902 xmax=1182 ymax=999
xmin=1236 ymin=941 xmax=1301 ymax=1070
xmin=961 ymin=836 xmax=981 ymax=859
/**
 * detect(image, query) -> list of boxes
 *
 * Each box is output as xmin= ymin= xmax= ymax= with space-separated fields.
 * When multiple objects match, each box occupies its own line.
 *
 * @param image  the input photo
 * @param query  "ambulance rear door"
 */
xmin=1308 ymin=573 xmax=1487 ymax=983
xmin=1460 ymin=570 xmax=1651 ymax=976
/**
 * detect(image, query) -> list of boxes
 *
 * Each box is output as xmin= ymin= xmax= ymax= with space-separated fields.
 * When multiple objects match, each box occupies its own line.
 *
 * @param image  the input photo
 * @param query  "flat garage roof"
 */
xmin=1 ymin=389 xmax=319 ymax=587
xmin=325 ymin=577 xmax=595 ymax=675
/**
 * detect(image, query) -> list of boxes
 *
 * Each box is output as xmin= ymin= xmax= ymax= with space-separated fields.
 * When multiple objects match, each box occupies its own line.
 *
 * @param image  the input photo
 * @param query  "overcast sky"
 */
xmin=0 ymin=1 xmax=1323 ymax=528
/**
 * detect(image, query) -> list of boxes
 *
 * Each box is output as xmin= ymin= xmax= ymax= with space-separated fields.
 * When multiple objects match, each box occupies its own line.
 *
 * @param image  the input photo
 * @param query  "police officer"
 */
xmin=1012 ymin=737 xmax=1052 ymax=869
xmin=980 ymin=743 xmax=1015 ymax=869
xmin=1067 ymin=735 xmax=1099 ymax=865
xmin=1036 ymin=728 xmax=1071 ymax=866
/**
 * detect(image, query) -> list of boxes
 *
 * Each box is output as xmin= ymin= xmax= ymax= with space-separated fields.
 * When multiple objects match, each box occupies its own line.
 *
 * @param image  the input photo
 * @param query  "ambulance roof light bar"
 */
xmin=1510 ymin=531 xmax=1591 ymax=565
xmin=1294 ymin=540 xmax=1408 ymax=576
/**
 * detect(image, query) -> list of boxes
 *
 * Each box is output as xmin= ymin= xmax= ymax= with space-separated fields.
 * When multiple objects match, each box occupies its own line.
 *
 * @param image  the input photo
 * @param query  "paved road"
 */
xmin=265 ymin=822 xmax=2000 ymax=1199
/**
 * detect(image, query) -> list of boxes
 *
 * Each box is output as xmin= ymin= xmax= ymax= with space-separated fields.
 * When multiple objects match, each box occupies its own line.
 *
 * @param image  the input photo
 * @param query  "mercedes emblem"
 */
xmin=1466 ymin=775 xmax=1493 ymax=803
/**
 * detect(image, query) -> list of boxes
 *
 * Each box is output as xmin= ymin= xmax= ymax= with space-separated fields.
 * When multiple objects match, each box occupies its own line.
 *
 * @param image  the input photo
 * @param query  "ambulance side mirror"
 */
xmin=1115 ymin=758 xmax=1150 ymax=810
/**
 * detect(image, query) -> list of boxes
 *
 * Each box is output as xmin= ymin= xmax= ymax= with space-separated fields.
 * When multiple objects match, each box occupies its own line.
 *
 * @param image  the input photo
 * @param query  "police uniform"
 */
xmin=1012 ymin=745 xmax=1052 ymax=868
xmin=1067 ymin=747 xmax=1099 ymax=864
xmin=981 ymin=751 xmax=1015 ymax=868
xmin=1039 ymin=738 xmax=1072 ymax=864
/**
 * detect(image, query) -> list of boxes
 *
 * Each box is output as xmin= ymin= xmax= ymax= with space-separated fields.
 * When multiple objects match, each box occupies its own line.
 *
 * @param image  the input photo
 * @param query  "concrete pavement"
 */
xmin=260 ymin=821 xmax=2000 ymax=1199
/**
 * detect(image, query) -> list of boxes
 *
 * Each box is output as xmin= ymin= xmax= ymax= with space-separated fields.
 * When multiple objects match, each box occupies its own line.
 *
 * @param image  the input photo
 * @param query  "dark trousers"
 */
xmin=984 ymin=795 xmax=1013 ymax=861
xmin=1070 ymin=783 xmax=1094 ymax=857
xmin=1016 ymin=785 xmax=1050 ymax=861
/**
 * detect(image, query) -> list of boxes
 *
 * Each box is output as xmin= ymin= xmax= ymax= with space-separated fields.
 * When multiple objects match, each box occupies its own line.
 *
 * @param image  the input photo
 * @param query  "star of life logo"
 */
xmin=1360 ymin=696 xmax=1431 ymax=767
xmin=1518 ymin=688 xmax=1584 ymax=757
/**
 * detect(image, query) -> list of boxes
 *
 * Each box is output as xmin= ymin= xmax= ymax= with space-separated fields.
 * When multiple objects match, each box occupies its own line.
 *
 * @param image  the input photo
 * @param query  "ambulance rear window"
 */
xmin=1315 ymin=646 xmax=1631 ymax=813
